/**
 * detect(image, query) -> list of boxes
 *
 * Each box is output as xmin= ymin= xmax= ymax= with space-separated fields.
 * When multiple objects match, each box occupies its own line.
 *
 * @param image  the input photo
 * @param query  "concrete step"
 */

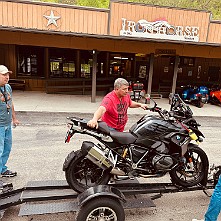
xmin=150 ymin=93 xmax=163 ymax=99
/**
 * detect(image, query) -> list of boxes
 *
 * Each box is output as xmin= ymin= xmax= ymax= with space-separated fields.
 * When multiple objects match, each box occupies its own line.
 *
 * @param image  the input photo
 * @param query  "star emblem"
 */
xmin=44 ymin=10 xmax=61 ymax=27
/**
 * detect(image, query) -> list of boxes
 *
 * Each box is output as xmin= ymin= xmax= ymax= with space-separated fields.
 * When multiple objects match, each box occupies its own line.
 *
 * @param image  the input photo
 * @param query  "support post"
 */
xmin=91 ymin=50 xmax=97 ymax=103
xmin=75 ymin=50 xmax=80 ymax=78
xmin=44 ymin=48 xmax=49 ymax=79
xmin=147 ymin=53 xmax=154 ymax=102
xmin=169 ymin=55 xmax=179 ymax=104
xmin=104 ymin=52 xmax=109 ymax=77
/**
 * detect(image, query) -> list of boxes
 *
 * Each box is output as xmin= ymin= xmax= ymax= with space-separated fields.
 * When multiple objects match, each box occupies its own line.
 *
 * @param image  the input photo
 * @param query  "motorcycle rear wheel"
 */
xmin=197 ymin=100 xmax=204 ymax=108
xmin=170 ymin=144 xmax=209 ymax=187
xmin=65 ymin=150 xmax=111 ymax=193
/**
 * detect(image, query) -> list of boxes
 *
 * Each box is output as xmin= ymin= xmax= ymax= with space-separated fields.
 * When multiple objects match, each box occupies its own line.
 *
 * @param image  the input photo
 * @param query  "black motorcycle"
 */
xmin=63 ymin=94 xmax=209 ymax=193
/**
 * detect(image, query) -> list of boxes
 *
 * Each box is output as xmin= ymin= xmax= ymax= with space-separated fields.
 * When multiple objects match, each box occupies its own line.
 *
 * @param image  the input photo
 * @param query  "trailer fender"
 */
xmin=62 ymin=151 xmax=76 ymax=171
xmin=77 ymin=185 xmax=126 ymax=207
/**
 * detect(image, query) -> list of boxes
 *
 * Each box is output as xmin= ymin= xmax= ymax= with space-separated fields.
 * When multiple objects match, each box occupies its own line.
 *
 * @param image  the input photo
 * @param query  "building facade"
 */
xmin=0 ymin=0 xmax=221 ymax=100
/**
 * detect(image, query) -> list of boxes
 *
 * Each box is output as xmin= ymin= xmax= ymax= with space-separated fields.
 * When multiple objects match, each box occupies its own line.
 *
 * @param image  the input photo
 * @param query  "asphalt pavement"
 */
xmin=1 ymin=90 xmax=221 ymax=221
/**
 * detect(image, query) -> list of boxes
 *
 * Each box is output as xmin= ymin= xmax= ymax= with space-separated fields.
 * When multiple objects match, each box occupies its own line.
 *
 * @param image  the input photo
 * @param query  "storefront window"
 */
xmin=63 ymin=62 xmax=75 ymax=77
xmin=81 ymin=58 xmax=92 ymax=78
xmin=80 ymin=51 xmax=93 ymax=78
xmin=180 ymin=57 xmax=195 ymax=66
xmin=135 ymin=54 xmax=149 ymax=79
xmin=50 ymin=58 xmax=62 ymax=78
xmin=49 ymin=48 xmax=76 ymax=78
xmin=109 ymin=53 xmax=133 ymax=77
xmin=17 ymin=46 xmax=44 ymax=77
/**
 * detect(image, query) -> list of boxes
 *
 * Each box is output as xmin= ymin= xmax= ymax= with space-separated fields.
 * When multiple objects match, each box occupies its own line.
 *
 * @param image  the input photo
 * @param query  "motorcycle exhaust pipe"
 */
xmin=81 ymin=141 xmax=114 ymax=170
xmin=81 ymin=141 xmax=125 ymax=175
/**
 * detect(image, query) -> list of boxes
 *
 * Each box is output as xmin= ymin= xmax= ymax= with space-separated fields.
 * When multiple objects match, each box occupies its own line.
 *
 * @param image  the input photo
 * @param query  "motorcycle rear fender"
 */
xmin=78 ymin=185 xmax=126 ymax=207
xmin=63 ymin=150 xmax=76 ymax=171
xmin=63 ymin=141 xmax=97 ymax=171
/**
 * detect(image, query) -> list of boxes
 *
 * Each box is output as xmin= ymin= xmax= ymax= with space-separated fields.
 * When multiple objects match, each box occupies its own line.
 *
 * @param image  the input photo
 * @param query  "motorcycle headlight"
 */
xmin=198 ymin=137 xmax=203 ymax=142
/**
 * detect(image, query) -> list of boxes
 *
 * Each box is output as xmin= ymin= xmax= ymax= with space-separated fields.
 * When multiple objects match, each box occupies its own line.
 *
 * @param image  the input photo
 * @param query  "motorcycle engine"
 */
xmin=152 ymin=154 xmax=173 ymax=170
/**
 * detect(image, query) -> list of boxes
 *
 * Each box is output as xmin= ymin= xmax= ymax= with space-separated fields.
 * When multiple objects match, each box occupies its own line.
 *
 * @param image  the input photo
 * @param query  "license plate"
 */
xmin=135 ymin=92 xmax=140 ymax=98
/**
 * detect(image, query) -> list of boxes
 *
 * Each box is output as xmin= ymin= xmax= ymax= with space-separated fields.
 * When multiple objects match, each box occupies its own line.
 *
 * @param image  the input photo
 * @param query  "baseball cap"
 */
xmin=0 ymin=65 xmax=12 ymax=74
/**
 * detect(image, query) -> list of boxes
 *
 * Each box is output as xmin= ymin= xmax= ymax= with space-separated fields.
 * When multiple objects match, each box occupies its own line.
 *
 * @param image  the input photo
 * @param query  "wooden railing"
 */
xmin=9 ymin=79 xmax=26 ymax=90
xmin=46 ymin=78 xmax=114 ymax=94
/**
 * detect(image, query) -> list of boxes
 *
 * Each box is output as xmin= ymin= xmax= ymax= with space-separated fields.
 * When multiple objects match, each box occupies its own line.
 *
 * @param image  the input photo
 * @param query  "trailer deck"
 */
xmin=0 ymin=176 xmax=216 ymax=218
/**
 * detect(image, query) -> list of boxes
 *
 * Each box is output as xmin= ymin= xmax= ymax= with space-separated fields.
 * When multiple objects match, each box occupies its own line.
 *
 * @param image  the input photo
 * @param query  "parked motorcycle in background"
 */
xmin=128 ymin=81 xmax=146 ymax=102
xmin=181 ymin=85 xmax=209 ymax=108
xmin=209 ymin=84 xmax=221 ymax=105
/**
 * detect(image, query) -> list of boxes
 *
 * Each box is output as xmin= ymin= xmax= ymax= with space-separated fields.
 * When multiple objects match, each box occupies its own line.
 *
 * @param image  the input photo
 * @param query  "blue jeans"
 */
xmin=205 ymin=175 xmax=221 ymax=221
xmin=0 ymin=125 xmax=12 ymax=173
xmin=107 ymin=126 xmax=117 ymax=131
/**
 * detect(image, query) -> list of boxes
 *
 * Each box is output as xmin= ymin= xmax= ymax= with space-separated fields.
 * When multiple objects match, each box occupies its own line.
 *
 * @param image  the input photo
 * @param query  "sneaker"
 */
xmin=1 ymin=170 xmax=17 ymax=177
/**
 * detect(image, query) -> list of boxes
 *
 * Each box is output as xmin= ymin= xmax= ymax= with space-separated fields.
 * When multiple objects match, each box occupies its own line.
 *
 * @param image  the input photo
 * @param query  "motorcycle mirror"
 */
xmin=138 ymin=96 xmax=149 ymax=104
xmin=138 ymin=96 xmax=157 ymax=109
xmin=145 ymin=97 xmax=157 ymax=109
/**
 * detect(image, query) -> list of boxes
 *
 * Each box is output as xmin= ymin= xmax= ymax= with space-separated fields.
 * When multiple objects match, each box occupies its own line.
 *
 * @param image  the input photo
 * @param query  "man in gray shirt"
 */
xmin=0 ymin=65 xmax=19 ymax=177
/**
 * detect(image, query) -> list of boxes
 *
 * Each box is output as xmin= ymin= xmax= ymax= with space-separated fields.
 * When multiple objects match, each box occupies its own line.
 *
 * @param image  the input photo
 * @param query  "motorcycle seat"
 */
xmin=97 ymin=121 xmax=111 ymax=135
xmin=110 ymin=131 xmax=136 ymax=144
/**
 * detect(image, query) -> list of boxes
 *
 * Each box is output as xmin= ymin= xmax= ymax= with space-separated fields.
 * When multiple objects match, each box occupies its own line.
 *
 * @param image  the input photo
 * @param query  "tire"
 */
xmin=76 ymin=196 xmax=125 ymax=221
xmin=170 ymin=144 xmax=209 ymax=187
xmin=197 ymin=100 xmax=204 ymax=108
xmin=209 ymin=97 xmax=215 ymax=105
xmin=65 ymin=150 xmax=111 ymax=193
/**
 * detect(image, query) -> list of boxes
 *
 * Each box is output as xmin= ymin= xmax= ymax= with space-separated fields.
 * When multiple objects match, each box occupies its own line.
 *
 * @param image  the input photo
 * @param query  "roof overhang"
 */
xmin=0 ymin=25 xmax=220 ymax=48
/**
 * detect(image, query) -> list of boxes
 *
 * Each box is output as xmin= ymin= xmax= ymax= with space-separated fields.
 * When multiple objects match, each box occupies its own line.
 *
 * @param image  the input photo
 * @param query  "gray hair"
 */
xmin=114 ymin=78 xmax=129 ymax=89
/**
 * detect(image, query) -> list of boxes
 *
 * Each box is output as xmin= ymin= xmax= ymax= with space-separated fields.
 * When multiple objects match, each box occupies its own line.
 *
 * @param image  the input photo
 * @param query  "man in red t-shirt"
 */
xmin=87 ymin=78 xmax=148 ymax=132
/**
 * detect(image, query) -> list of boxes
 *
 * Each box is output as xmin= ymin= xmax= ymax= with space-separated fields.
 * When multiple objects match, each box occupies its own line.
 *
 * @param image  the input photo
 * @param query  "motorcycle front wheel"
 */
xmin=65 ymin=150 xmax=111 ymax=193
xmin=170 ymin=144 xmax=209 ymax=187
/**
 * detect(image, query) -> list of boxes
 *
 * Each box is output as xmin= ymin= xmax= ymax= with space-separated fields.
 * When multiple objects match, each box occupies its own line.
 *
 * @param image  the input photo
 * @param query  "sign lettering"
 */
xmin=120 ymin=18 xmax=199 ymax=42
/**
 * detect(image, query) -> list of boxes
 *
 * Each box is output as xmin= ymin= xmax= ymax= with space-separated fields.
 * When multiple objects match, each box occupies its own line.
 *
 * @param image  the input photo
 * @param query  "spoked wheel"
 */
xmin=170 ymin=144 xmax=209 ymax=187
xmin=65 ymin=150 xmax=111 ymax=193
xmin=76 ymin=196 xmax=125 ymax=221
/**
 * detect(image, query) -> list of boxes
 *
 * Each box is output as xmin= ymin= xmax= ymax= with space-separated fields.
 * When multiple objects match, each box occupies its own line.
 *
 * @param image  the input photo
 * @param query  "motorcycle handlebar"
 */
xmin=148 ymin=106 xmax=168 ymax=118
xmin=149 ymin=106 xmax=183 ymax=121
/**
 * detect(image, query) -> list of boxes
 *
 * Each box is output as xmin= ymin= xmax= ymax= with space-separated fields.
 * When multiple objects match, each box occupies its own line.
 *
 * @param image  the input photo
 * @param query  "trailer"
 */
xmin=0 ymin=165 xmax=220 ymax=221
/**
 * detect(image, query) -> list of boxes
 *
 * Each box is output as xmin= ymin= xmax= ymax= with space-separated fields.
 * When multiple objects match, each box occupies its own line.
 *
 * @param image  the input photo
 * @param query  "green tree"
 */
xmin=128 ymin=0 xmax=221 ymax=19
xmin=76 ymin=0 xmax=109 ymax=8
xmin=36 ymin=0 xmax=221 ymax=20
xmin=38 ymin=0 xmax=77 ymax=5
xmin=37 ymin=0 xmax=108 ymax=7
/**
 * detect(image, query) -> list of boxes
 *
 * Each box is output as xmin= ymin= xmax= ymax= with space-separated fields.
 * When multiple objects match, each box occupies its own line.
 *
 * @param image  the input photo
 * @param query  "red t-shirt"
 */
xmin=101 ymin=91 xmax=132 ymax=132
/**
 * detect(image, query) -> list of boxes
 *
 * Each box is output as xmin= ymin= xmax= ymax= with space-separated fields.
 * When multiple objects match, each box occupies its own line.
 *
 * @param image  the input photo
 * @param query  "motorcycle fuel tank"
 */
xmin=130 ymin=115 xmax=182 ymax=140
